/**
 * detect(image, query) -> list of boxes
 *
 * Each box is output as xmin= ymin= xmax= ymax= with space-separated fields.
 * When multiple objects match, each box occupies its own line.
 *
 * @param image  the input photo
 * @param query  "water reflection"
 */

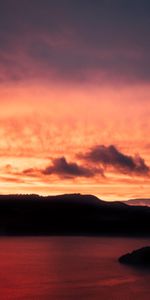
xmin=0 ymin=237 xmax=149 ymax=299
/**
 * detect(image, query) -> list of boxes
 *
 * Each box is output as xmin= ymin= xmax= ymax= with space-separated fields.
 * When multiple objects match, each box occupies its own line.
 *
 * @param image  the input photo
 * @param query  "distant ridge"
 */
xmin=123 ymin=198 xmax=150 ymax=207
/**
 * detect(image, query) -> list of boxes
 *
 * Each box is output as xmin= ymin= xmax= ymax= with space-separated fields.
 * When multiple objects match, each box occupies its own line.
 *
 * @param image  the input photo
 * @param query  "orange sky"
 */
xmin=0 ymin=1 xmax=150 ymax=200
xmin=0 ymin=81 xmax=150 ymax=200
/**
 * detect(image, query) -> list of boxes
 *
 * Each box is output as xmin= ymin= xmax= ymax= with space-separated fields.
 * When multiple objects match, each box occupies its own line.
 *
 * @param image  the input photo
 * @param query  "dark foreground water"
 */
xmin=0 ymin=237 xmax=150 ymax=299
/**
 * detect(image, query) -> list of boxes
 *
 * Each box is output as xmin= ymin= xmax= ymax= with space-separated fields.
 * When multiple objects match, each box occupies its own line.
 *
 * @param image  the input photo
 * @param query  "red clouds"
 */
xmin=0 ymin=1 xmax=150 ymax=200
xmin=0 ymin=1 xmax=150 ymax=85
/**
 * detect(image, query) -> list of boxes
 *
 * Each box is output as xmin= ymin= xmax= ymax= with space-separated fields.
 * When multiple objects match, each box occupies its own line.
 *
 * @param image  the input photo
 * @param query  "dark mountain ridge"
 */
xmin=0 ymin=193 xmax=149 ymax=236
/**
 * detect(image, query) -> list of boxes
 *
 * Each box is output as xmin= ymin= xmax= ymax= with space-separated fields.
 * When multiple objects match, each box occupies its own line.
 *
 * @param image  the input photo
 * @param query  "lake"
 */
xmin=0 ymin=237 xmax=150 ymax=299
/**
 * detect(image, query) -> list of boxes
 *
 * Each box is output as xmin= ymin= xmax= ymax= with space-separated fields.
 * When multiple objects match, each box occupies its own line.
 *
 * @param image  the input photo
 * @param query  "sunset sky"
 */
xmin=0 ymin=0 xmax=150 ymax=200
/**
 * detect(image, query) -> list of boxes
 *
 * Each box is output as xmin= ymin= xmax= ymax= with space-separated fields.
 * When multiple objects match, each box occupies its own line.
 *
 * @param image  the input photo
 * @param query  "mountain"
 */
xmin=123 ymin=198 xmax=150 ymax=207
xmin=0 ymin=193 xmax=149 ymax=236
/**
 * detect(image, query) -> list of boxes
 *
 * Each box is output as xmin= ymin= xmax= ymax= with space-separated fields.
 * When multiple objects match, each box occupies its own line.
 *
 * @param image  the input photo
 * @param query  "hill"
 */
xmin=0 ymin=193 xmax=149 ymax=236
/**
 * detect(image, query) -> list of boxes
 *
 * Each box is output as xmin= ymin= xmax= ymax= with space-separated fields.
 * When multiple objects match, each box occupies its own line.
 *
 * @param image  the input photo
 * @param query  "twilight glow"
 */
xmin=0 ymin=0 xmax=150 ymax=200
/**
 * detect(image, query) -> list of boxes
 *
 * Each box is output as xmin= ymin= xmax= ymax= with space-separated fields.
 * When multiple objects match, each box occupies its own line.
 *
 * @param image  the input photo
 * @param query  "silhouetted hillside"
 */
xmin=0 ymin=193 xmax=149 ymax=236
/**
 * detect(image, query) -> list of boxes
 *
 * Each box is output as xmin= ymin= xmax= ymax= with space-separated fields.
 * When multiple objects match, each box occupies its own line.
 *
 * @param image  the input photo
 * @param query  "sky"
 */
xmin=0 ymin=0 xmax=150 ymax=200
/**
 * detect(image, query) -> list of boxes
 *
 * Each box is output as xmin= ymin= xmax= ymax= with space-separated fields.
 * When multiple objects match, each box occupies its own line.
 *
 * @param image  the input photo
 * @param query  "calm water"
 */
xmin=0 ymin=237 xmax=150 ymax=299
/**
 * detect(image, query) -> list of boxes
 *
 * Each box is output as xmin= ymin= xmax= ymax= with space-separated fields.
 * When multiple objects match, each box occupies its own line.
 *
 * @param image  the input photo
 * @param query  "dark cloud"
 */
xmin=42 ymin=157 xmax=97 ymax=178
xmin=3 ymin=157 xmax=103 ymax=179
xmin=0 ymin=0 xmax=150 ymax=83
xmin=82 ymin=145 xmax=150 ymax=176
xmin=3 ymin=150 xmax=149 ymax=180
